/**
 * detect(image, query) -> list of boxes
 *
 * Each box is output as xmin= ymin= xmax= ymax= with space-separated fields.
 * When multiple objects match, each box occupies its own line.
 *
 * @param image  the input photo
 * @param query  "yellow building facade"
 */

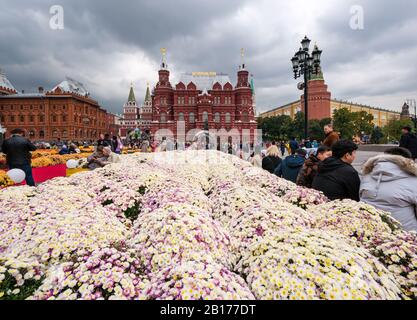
xmin=260 ymin=99 xmax=400 ymax=127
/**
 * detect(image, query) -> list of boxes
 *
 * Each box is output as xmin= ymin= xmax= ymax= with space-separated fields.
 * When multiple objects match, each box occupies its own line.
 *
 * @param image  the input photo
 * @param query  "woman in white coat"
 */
xmin=360 ymin=147 xmax=417 ymax=232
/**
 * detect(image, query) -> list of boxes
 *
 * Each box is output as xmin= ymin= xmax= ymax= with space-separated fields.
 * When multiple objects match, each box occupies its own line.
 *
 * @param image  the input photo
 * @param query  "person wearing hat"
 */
xmin=274 ymin=148 xmax=307 ymax=183
xmin=399 ymin=126 xmax=417 ymax=160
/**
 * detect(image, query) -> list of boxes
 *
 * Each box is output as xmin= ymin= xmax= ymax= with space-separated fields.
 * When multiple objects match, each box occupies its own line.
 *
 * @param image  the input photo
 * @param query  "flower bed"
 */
xmin=0 ymin=150 xmax=416 ymax=300
xmin=0 ymin=154 xmax=88 ymax=187
xmin=0 ymin=151 xmax=88 ymax=170
xmin=31 ymin=154 xmax=87 ymax=168
xmin=0 ymin=171 xmax=14 ymax=188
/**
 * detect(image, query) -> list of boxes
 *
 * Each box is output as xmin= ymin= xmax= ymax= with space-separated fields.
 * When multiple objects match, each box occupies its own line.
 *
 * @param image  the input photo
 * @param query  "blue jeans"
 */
xmin=9 ymin=163 xmax=36 ymax=186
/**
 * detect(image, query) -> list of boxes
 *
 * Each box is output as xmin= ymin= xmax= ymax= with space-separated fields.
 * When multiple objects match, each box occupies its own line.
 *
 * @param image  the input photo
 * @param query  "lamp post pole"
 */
xmin=291 ymin=36 xmax=322 ymax=140
xmin=303 ymin=70 xmax=309 ymax=139
xmin=204 ymin=119 xmax=209 ymax=150
xmin=412 ymin=99 xmax=417 ymax=131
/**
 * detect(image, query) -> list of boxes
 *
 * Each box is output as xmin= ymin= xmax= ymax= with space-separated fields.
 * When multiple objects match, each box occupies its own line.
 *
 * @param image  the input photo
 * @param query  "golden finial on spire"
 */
xmin=240 ymin=48 xmax=246 ymax=69
xmin=161 ymin=48 xmax=167 ymax=63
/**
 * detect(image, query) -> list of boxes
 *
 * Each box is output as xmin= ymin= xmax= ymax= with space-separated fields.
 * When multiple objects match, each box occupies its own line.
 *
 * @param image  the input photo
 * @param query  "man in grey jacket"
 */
xmin=360 ymin=147 xmax=417 ymax=232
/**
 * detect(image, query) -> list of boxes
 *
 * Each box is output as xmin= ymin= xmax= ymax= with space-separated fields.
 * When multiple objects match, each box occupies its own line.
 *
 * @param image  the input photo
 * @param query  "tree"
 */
xmin=333 ymin=108 xmax=356 ymax=140
xmin=308 ymin=118 xmax=332 ymax=142
xmin=382 ymin=119 xmax=414 ymax=143
xmin=257 ymin=115 xmax=293 ymax=141
xmin=371 ymin=126 xmax=384 ymax=144
xmin=279 ymin=115 xmax=294 ymax=140
xmin=352 ymin=111 xmax=374 ymax=137
xmin=291 ymin=112 xmax=305 ymax=140
xmin=308 ymin=119 xmax=324 ymax=141
xmin=258 ymin=114 xmax=334 ymax=143
xmin=319 ymin=118 xmax=333 ymax=129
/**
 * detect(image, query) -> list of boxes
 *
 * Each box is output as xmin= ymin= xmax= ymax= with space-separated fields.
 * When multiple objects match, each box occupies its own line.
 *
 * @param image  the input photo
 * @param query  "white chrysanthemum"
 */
xmin=144 ymin=260 xmax=254 ymax=300
xmin=129 ymin=203 xmax=234 ymax=272
xmin=237 ymin=229 xmax=403 ymax=300
xmin=309 ymin=200 xmax=401 ymax=243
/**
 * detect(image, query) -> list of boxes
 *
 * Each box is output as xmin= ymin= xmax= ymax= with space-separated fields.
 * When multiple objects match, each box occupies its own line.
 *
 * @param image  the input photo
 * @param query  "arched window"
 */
xmin=29 ymin=130 xmax=35 ymax=138
xmin=63 ymin=130 xmax=68 ymax=138
xmin=225 ymin=113 xmax=231 ymax=123
xmin=160 ymin=113 xmax=167 ymax=123
xmin=39 ymin=131 xmax=45 ymax=139
xmin=214 ymin=112 xmax=220 ymax=123
xmin=189 ymin=113 xmax=195 ymax=123
xmin=53 ymin=130 xmax=59 ymax=138
xmin=178 ymin=112 xmax=184 ymax=121
xmin=242 ymin=111 xmax=249 ymax=122
xmin=177 ymin=97 xmax=185 ymax=105
xmin=202 ymin=111 xmax=209 ymax=122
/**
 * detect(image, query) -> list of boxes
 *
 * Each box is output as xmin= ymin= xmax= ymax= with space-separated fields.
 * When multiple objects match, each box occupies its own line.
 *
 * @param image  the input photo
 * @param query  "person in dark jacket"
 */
xmin=296 ymin=145 xmax=332 ymax=188
xmin=103 ymin=134 xmax=115 ymax=151
xmin=58 ymin=145 xmax=70 ymax=155
xmin=304 ymin=138 xmax=312 ymax=149
xmin=55 ymin=137 xmax=64 ymax=148
xmin=312 ymin=140 xmax=360 ymax=201
xmin=274 ymin=149 xmax=307 ymax=183
xmin=289 ymin=137 xmax=299 ymax=155
xmin=279 ymin=141 xmax=286 ymax=157
xmin=1 ymin=128 xmax=37 ymax=186
xmin=262 ymin=145 xmax=282 ymax=174
xmin=399 ymin=126 xmax=417 ymax=160
xmin=60 ymin=143 xmax=78 ymax=155
xmin=97 ymin=133 xmax=114 ymax=150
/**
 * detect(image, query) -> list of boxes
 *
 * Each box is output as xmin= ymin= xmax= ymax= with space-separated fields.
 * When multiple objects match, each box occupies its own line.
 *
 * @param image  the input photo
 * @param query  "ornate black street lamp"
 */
xmin=291 ymin=36 xmax=322 ymax=139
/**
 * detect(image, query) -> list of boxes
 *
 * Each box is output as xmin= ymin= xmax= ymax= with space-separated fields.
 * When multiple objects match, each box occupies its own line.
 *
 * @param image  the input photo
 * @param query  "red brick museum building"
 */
xmin=147 ymin=58 xmax=257 ymax=141
xmin=1 ymin=53 xmax=258 ymax=142
xmin=0 ymin=71 xmax=117 ymax=141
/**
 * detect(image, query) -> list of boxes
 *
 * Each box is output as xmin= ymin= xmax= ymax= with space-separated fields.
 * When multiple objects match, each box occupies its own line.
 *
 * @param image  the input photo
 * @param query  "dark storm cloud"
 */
xmin=314 ymin=0 xmax=417 ymax=103
xmin=0 ymin=0 xmax=416 ymax=113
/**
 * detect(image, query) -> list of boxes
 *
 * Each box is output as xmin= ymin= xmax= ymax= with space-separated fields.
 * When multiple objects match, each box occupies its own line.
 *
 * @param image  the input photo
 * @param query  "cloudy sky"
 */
xmin=1 ymin=0 xmax=416 ymax=114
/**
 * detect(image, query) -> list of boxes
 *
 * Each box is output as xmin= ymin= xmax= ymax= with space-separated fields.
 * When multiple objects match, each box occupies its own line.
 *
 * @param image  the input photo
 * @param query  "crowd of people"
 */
xmin=2 ymin=124 xmax=417 ymax=232
xmin=255 ymin=124 xmax=417 ymax=233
